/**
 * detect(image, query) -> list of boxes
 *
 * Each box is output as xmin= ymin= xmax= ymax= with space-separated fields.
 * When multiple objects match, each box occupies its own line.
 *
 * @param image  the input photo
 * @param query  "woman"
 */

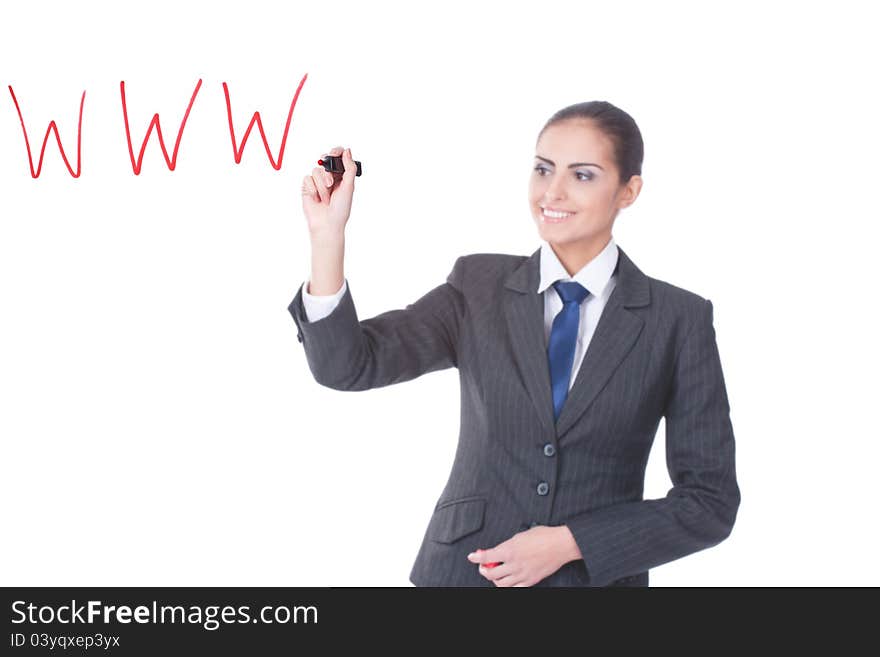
xmin=288 ymin=101 xmax=740 ymax=587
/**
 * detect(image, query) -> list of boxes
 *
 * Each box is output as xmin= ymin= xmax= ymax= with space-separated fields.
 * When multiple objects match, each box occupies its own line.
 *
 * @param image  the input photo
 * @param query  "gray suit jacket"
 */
xmin=287 ymin=245 xmax=740 ymax=587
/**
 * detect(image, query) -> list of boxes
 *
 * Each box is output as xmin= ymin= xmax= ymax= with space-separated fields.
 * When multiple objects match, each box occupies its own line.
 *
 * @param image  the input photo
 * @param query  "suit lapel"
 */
xmin=503 ymin=245 xmax=651 ymax=439
xmin=503 ymin=247 xmax=556 ymax=434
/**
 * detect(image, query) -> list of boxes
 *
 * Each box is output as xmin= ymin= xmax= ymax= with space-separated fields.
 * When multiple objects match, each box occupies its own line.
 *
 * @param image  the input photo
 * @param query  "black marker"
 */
xmin=318 ymin=155 xmax=362 ymax=176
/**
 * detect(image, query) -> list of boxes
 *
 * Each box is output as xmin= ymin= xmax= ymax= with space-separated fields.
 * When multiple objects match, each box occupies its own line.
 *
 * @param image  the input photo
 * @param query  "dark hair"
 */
xmin=537 ymin=101 xmax=644 ymax=185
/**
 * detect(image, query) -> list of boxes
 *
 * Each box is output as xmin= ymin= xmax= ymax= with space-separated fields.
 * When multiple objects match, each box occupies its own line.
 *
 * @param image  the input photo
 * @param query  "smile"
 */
xmin=541 ymin=208 xmax=575 ymax=223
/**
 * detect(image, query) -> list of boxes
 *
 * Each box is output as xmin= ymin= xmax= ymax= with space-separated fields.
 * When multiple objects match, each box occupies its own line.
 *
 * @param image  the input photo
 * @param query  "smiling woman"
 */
xmin=529 ymin=102 xmax=644 ymax=275
xmin=288 ymin=100 xmax=740 ymax=587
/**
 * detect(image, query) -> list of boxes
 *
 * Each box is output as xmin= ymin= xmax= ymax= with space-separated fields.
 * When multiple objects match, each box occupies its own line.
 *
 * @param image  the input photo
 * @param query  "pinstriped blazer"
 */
xmin=287 ymin=245 xmax=740 ymax=587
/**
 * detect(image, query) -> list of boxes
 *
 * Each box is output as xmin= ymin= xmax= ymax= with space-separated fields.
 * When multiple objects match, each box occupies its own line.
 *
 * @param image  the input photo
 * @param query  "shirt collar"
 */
xmin=538 ymin=236 xmax=619 ymax=298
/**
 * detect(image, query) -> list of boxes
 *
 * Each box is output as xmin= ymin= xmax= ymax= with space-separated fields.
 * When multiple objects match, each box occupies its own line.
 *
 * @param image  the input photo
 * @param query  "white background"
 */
xmin=1 ymin=0 xmax=877 ymax=586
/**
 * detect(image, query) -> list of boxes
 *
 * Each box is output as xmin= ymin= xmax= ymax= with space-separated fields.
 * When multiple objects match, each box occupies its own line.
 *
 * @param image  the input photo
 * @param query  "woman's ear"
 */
xmin=618 ymin=175 xmax=643 ymax=209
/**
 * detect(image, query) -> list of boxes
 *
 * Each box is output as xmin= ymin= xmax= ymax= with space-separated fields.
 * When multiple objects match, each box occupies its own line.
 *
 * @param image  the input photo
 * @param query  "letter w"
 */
xmin=7 ymin=86 xmax=86 ymax=178
xmin=120 ymin=79 xmax=202 ymax=175
xmin=223 ymin=73 xmax=308 ymax=170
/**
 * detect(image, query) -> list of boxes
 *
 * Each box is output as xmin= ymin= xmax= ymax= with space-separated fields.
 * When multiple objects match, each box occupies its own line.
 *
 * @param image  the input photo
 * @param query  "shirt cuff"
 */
xmin=301 ymin=277 xmax=348 ymax=322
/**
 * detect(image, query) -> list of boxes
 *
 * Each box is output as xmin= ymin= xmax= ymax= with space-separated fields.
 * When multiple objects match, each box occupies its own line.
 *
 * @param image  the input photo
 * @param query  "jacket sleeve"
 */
xmin=287 ymin=256 xmax=466 ymax=391
xmin=563 ymin=298 xmax=741 ymax=586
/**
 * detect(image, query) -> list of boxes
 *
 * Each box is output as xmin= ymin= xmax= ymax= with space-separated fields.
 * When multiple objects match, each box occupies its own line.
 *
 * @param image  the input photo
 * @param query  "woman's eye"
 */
xmin=533 ymin=165 xmax=592 ymax=181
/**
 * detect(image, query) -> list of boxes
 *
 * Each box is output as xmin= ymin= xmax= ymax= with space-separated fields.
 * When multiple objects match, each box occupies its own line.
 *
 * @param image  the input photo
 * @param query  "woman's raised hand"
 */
xmin=301 ymin=145 xmax=357 ymax=240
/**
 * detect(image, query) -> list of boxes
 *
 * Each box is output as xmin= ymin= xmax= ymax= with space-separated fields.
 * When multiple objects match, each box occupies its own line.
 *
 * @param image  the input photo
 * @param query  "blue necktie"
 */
xmin=548 ymin=281 xmax=590 ymax=421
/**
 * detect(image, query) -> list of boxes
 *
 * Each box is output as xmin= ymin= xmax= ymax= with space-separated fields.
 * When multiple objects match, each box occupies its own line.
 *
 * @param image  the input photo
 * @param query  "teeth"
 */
xmin=542 ymin=208 xmax=573 ymax=219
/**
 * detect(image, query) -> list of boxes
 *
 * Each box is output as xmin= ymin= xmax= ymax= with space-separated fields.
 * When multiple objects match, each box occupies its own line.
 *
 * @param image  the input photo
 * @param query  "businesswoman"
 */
xmin=289 ymin=101 xmax=740 ymax=587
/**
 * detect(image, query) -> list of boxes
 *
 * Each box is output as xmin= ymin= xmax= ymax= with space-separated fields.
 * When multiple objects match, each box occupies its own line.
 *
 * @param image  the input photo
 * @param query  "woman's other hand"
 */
xmin=466 ymin=525 xmax=582 ymax=587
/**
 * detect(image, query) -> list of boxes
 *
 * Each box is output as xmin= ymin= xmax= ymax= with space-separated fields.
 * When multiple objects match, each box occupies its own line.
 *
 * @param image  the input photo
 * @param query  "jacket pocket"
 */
xmin=427 ymin=496 xmax=486 ymax=544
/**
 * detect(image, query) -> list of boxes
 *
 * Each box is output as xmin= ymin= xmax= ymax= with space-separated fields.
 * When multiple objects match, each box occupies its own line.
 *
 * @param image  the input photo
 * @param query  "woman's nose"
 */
xmin=545 ymin=176 xmax=566 ymax=199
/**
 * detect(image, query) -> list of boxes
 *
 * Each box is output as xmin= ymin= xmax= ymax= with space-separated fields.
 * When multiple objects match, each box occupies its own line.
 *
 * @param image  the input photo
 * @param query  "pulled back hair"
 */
xmin=537 ymin=101 xmax=644 ymax=185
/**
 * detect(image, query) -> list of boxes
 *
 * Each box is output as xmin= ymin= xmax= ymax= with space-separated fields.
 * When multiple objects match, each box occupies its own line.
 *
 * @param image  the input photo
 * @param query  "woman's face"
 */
xmin=529 ymin=119 xmax=641 ymax=251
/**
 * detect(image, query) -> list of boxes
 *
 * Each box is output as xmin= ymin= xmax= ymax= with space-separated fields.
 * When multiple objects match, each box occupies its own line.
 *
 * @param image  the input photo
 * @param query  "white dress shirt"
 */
xmin=300 ymin=236 xmax=619 ymax=392
xmin=538 ymin=236 xmax=619 ymax=391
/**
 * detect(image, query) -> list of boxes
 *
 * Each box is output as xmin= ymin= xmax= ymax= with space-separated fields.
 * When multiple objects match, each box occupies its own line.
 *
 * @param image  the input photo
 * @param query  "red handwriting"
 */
xmin=6 ymin=73 xmax=308 ymax=178
xmin=8 ymin=86 xmax=86 ymax=178
xmin=120 ymin=79 xmax=202 ymax=175
xmin=223 ymin=75 xmax=306 ymax=170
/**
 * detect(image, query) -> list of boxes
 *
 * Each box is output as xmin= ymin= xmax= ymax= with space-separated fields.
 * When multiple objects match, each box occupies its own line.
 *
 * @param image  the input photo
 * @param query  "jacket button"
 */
xmin=536 ymin=482 xmax=549 ymax=496
xmin=297 ymin=332 xmax=304 ymax=343
xmin=543 ymin=443 xmax=556 ymax=457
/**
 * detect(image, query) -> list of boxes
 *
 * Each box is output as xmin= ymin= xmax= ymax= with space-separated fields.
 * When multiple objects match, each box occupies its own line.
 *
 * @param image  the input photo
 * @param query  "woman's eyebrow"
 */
xmin=535 ymin=155 xmax=604 ymax=170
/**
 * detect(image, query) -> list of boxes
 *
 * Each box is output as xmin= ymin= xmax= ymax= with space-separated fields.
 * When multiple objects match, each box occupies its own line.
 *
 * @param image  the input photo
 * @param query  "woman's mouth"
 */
xmin=540 ymin=207 xmax=575 ymax=223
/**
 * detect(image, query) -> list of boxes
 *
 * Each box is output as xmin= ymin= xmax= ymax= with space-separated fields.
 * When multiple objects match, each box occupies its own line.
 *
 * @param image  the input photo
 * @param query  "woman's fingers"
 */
xmin=479 ymin=562 xmax=513 ymax=582
xmin=340 ymin=147 xmax=356 ymax=189
xmin=326 ymin=145 xmax=345 ymax=187
xmin=311 ymin=167 xmax=332 ymax=203
xmin=308 ymin=146 xmax=347 ymax=204
xmin=321 ymin=146 xmax=344 ymax=176
xmin=323 ymin=145 xmax=345 ymax=176
xmin=301 ymin=175 xmax=318 ymax=203
xmin=320 ymin=146 xmax=343 ymax=161
xmin=488 ymin=570 xmax=519 ymax=587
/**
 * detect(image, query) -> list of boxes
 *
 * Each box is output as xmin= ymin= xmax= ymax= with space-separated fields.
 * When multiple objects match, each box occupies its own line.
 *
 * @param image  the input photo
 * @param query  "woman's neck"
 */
xmin=550 ymin=234 xmax=611 ymax=277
